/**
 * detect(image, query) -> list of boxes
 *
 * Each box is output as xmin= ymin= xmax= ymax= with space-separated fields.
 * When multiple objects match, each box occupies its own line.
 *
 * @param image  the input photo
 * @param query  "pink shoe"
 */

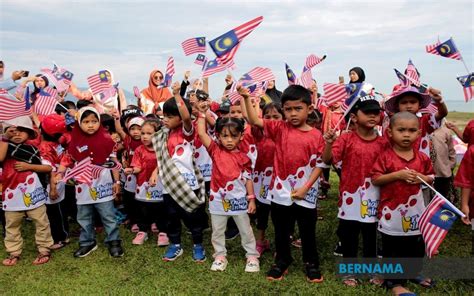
xmin=132 ymin=232 xmax=148 ymax=245
xmin=157 ymin=232 xmax=169 ymax=247
xmin=256 ymin=240 xmax=270 ymax=256
xmin=151 ymin=223 xmax=159 ymax=233
xmin=131 ymin=224 xmax=139 ymax=233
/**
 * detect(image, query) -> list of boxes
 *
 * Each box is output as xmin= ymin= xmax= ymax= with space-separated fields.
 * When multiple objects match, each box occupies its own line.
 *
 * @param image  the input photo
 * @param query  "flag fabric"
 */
xmin=202 ymin=59 xmax=235 ymax=78
xmin=305 ymin=54 xmax=325 ymax=69
xmin=240 ymin=67 xmax=275 ymax=83
xmin=194 ymin=54 xmax=206 ymax=66
xmin=425 ymin=38 xmax=462 ymax=60
xmin=209 ymin=16 xmax=263 ymax=65
xmin=181 ymin=37 xmax=206 ymax=56
xmin=395 ymin=68 xmax=410 ymax=87
xmin=33 ymin=87 xmax=58 ymax=116
xmin=161 ymin=57 xmax=175 ymax=88
xmin=394 ymin=68 xmax=428 ymax=93
xmin=133 ymin=86 xmax=141 ymax=99
xmin=456 ymin=73 xmax=474 ymax=102
xmin=0 ymin=94 xmax=32 ymax=121
xmin=62 ymin=157 xmax=92 ymax=186
xmin=405 ymin=59 xmax=420 ymax=84
xmin=87 ymin=71 xmax=110 ymax=95
xmin=285 ymin=63 xmax=297 ymax=85
xmin=419 ymin=193 xmax=462 ymax=258
xmin=41 ymin=63 xmax=74 ymax=93
xmin=315 ymin=96 xmax=326 ymax=109
xmin=322 ymin=83 xmax=347 ymax=106
xmin=298 ymin=66 xmax=313 ymax=89
xmin=342 ymin=83 xmax=363 ymax=112
xmin=99 ymin=84 xmax=119 ymax=103
xmin=419 ymin=101 xmax=439 ymax=114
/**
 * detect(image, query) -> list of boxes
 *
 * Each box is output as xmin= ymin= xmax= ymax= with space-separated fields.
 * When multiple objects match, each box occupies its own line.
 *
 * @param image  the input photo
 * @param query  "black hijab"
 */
xmin=265 ymin=81 xmax=283 ymax=104
xmin=349 ymin=67 xmax=365 ymax=83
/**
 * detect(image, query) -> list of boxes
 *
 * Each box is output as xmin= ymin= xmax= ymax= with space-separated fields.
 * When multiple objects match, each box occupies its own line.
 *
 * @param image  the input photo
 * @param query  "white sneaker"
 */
xmin=245 ymin=257 xmax=260 ymax=272
xmin=132 ymin=232 xmax=148 ymax=245
xmin=210 ymin=256 xmax=228 ymax=271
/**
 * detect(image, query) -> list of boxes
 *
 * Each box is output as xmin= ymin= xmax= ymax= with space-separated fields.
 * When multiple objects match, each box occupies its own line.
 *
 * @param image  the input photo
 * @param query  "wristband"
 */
xmin=304 ymin=182 xmax=313 ymax=189
xmin=247 ymin=194 xmax=256 ymax=200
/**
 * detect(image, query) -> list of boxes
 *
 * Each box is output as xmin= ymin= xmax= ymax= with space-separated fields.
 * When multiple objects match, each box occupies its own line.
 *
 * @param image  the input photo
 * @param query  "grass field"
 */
xmin=1 ymin=112 xmax=473 ymax=295
xmin=446 ymin=111 xmax=473 ymax=130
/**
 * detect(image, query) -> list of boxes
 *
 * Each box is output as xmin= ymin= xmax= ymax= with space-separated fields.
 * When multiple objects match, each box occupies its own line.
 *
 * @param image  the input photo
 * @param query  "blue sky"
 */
xmin=1 ymin=0 xmax=473 ymax=110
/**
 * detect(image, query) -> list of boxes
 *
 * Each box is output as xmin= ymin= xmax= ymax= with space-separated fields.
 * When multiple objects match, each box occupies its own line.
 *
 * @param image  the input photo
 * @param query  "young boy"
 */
xmin=323 ymin=95 xmax=387 ymax=286
xmin=371 ymin=111 xmax=435 ymax=295
xmin=152 ymin=82 xmax=207 ymax=262
xmin=241 ymin=85 xmax=326 ymax=283
xmin=0 ymin=116 xmax=54 ymax=266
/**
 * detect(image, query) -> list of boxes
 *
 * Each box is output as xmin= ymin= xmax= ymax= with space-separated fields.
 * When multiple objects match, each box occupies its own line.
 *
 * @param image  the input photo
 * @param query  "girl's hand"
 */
xmin=461 ymin=205 xmax=471 ymax=225
xmin=237 ymin=85 xmax=250 ymax=99
xmin=124 ymin=168 xmax=133 ymax=175
xmin=49 ymin=186 xmax=59 ymax=200
xmin=396 ymin=169 xmax=417 ymax=184
xmin=171 ymin=81 xmax=181 ymax=96
xmin=112 ymin=183 xmax=121 ymax=201
xmin=428 ymin=87 xmax=443 ymax=102
xmin=14 ymin=162 xmax=31 ymax=172
xmin=323 ymin=129 xmax=338 ymax=144
xmin=247 ymin=199 xmax=256 ymax=214
xmin=291 ymin=187 xmax=309 ymax=200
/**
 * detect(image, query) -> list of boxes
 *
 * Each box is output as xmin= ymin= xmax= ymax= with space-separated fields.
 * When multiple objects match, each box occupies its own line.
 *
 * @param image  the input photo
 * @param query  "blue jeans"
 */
xmin=77 ymin=201 xmax=120 ymax=246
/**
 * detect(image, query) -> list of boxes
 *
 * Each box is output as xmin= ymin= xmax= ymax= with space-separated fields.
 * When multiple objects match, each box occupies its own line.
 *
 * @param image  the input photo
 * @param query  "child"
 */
xmin=0 ymin=116 xmax=54 ymax=266
xmin=125 ymin=119 xmax=169 ymax=246
xmin=323 ymin=95 xmax=387 ymax=286
xmin=65 ymin=106 xmax=123 ymax=258
xmin=371 ymin=111 xmax=435 ymax=295
xmin=242 ymin=85 xmax=326 ymax=283
xmin=253 ymin=103 xmax=283 ymax=255
xmin=151 ymin=82 xmax=206 ymax=262
xmin=197 ymin=115 xmax=259 ymax=272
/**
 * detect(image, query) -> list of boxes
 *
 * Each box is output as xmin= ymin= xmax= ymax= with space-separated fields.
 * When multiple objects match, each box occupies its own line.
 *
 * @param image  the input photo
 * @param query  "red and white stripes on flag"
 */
xmin=181 ymin=37 xmax=206 ymax=56
xmin=461 ymin=85 xmax=474 ymax=102
xmin=305 ymin=54 xmax=325 ymax=69
xmin=405 ymin=60 xmax=420 ymax=84
xmin=419 ymin=101 xmax=438 ymax=114
xmin=322 ymin=83 xmax=347 ymax=106
xmin=298 ymin=67 xmax=314 ymax=89
xmin=242 ymin=67 xmax=275 ymax=82
xmin=34 ymin=87 xmax=58 ymax=116
xmin=87 ymin=71 xmax=110 ymax=96
xmin=166 ymin=56 xmax=176 ymax=77
xmin=0 ymin=94 xmax=32 ymax=121
xmin=62 ymin=157 xmax=92 ymax=186
xmin=202 ymin=59 xmax=235 ymax=78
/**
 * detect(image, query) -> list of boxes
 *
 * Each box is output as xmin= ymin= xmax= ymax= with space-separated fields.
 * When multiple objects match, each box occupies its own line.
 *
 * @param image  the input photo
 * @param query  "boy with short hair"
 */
xmin=371 ymin=111 xmax=435 ymax=295
xmin=242 ymin=85 xmax=326 ymax=283
xmin=152 ymin=82 xmax=207 ymax=262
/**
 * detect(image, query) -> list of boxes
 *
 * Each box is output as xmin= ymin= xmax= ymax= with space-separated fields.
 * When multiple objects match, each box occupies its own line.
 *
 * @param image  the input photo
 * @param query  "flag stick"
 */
xmin=413 ymin=174 xmax=466 ymax=218
xmin=450 ymin=37 xmax=471 ymax=74
xmin=334 ymin=95 xmax=360 ymax=129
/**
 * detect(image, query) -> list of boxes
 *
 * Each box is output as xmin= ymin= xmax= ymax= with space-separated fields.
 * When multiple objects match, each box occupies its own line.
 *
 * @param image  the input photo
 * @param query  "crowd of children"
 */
xmin=1 ymin=64 xmax=473 ymax=296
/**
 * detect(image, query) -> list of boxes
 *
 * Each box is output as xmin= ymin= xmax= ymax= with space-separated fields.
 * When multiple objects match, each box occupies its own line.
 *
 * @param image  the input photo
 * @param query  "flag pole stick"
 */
xmin=413 ymin=174 xmax=466 ymax=217
xmin=334 ymin=95 xmax=360 ymax=129
xmin=450 ymin=37 xmax=471 ymax=74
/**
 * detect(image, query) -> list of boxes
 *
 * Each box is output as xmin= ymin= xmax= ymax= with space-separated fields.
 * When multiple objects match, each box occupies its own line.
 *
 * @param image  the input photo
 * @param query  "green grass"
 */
xmin=1 ymin=171 xmax=473 ymax=295
xmin=446 ymin=111 xmax=473 ymax=130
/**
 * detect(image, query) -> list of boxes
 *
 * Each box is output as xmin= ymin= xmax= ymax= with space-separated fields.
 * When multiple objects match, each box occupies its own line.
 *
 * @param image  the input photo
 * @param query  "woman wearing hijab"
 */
xmin=140 ymin=70 xmax=172 ymax=114
xmin=91 ymin=69 xmax=127 ymax=113
xmin=261 ymin=80 xmax=282 ymax=105
xmin=349 ymin=67 xmax=366 ymax=83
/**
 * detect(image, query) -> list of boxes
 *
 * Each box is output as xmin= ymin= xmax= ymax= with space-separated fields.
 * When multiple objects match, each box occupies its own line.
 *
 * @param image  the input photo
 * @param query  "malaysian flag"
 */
xmin=62 ymin=157 xmax=93 ymax=186
xmin=87 ymin=71 xmax=110 ymax=95
xmin=34 ymin=87 xmax=58 ymax=116
xmin=181 ymin=37 xmax=206 ymax=56
xmin=209 ymin=16 xmax=263 ymax=65
xmin=426 ymin=37 xmax=462 ymax=60
xmin=394 ymin=68 xmax=428 ymax=93
xmin=394 ymin=68 xmax=410 ymax=87
xmin=322 ymin=83 xmax=347 ymax=106
xmin=298 ymin=66 xmax=313 ymax=89
xmin=419 ymin=100 xmax=439 ymax=114
xmin=240 ymin=67 xmax=275 ymax=83
xmin=99 ymin=83 xmax=119 ymax=103
xmin=456 ymin=73 xmax=474 ymax=102
xmin=0 ymin=93 xmax=32 ymax=121
xmin=405 ymin=59 xmax=420 ymax=84
xmin=342 ymin=83 xmax=363 ymax=113
xmin=285 ymin=63 xmax=297 ymax=85
xmin=419 ymin=193 xmax=463 ymax=258
xmin=202 ymin=59 xmax=235 ymax=78
xmin=41 ymin=63 xmax=74 ymax=93
xmin=305 ymin=54 xmax=326 ymax=69
xmin=161 ymin=57 xmax=175 ymax=88
xmin=194 ymin=54 xmax=206 ymax=66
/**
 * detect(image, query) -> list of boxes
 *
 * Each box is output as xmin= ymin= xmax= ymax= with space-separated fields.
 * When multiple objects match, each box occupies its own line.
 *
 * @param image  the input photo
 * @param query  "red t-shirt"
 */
xmin=239 ymin=125 xmax=257 ymax=169
xmin=462 ymin=119 xmax=474 ymax=146
xmin=331 ymin=132 xmax=389 ymax=222
xmin=252 ymin=126 xmax=275 ymax=204
xmin=207 ymin=141 xmax=252 ymax=215
xmin=131 ymin=145 xmax=157 ymax=186
xmin=263 ymin=120 xmax=327 ymax=209
xmin=454 ymin=145 xmax=474 ymax=219
xmin=371 ymin=148 xmax=434 ymax=235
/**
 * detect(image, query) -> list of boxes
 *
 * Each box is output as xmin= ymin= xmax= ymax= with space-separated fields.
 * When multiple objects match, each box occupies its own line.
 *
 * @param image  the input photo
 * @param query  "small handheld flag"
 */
xmin=298 ymin=66 xmax=313 ymax=89
xmin=181 ymin=37 xmax=206 ymax=56
xmin=285 ymin=63 xmax=297 ymax=85
xmin=322 ymin=83 xmax=347 ymax=107
xmin=305 ymin=54 xmax=326 ymax=69
xmin=160 ymin=57 xmax=175 ymax=88
xmin=41 ymin=63 xmax=74 ymax=93
xmin=34 ymin=87 xmax=59 ymax=116
xmin=456 ymin=73 xmax=474 ymax=102
xmin=202 ymin=59 xmax=235 ymax=78
xmin=426 ymin=37 xmax=462 ymax=60
xmin=405 ymin=59 xmax=420 ymax=84
xmin=194 ymin=54 xmax=206 ymax=66
xmin=0 ymin=94 xmax=33 ymax=121
xmin=87 ymin=71 xmax=110 ymax=95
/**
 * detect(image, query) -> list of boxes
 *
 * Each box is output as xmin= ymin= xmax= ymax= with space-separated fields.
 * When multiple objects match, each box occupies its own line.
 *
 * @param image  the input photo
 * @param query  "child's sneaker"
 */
xmin=245 ymin=256 xmax=260 ymax=272
xmin=151 ymin=223 xmax=159 ymax=233
xmin=305 ymin=263 xmax=323 ymax=283
xmin=266 ymin=264 xmax=288 ymax=281
xmin=256 ymin=240 xmax=270 ymax=256
xmin=157 ymin=233 xmax=169 ymax=247
xmin=131 ymin=224 xmax=139 ymax=233
xmin=210 ymin=256 xmax=228 ymax=271
xmin=192 ymin=244 xmax=206 ymax=262
xmin=132 ymin=232 xmax=148 ymax=245
xmin=162 ymin=244 xmax=183 ymax=261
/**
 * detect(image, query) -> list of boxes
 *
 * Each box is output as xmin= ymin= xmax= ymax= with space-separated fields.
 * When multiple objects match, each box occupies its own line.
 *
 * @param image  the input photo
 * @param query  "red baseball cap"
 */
xmin=41 ymin=114 xmax=67 ymax=136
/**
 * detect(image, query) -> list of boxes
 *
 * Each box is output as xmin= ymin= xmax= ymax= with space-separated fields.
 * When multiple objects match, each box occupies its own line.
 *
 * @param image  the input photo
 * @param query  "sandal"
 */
xmin=410 ymin=275 xmax=436 ymax=288
xmin=32 ymin=253 xmax=51 ymax=265
xmin=342 ymin=277 xmax=359 ymax=287
xmin=2 ymin=255 xmax=20 ymax=266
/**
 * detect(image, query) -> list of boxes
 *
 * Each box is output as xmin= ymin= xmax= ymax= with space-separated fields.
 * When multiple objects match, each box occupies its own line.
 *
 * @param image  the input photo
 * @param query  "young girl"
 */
xmin=252 ymin=103 xmax=283 ymax=255
xmin=0 ymin=116 xmax=53 ymax=266
xmin=197 ymin=115 xmax=259 ymax=272
xmin=64 ymin=106 xmax=123 ymax=258
xmin=124 ymin=119 xmax=169 ymax=246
